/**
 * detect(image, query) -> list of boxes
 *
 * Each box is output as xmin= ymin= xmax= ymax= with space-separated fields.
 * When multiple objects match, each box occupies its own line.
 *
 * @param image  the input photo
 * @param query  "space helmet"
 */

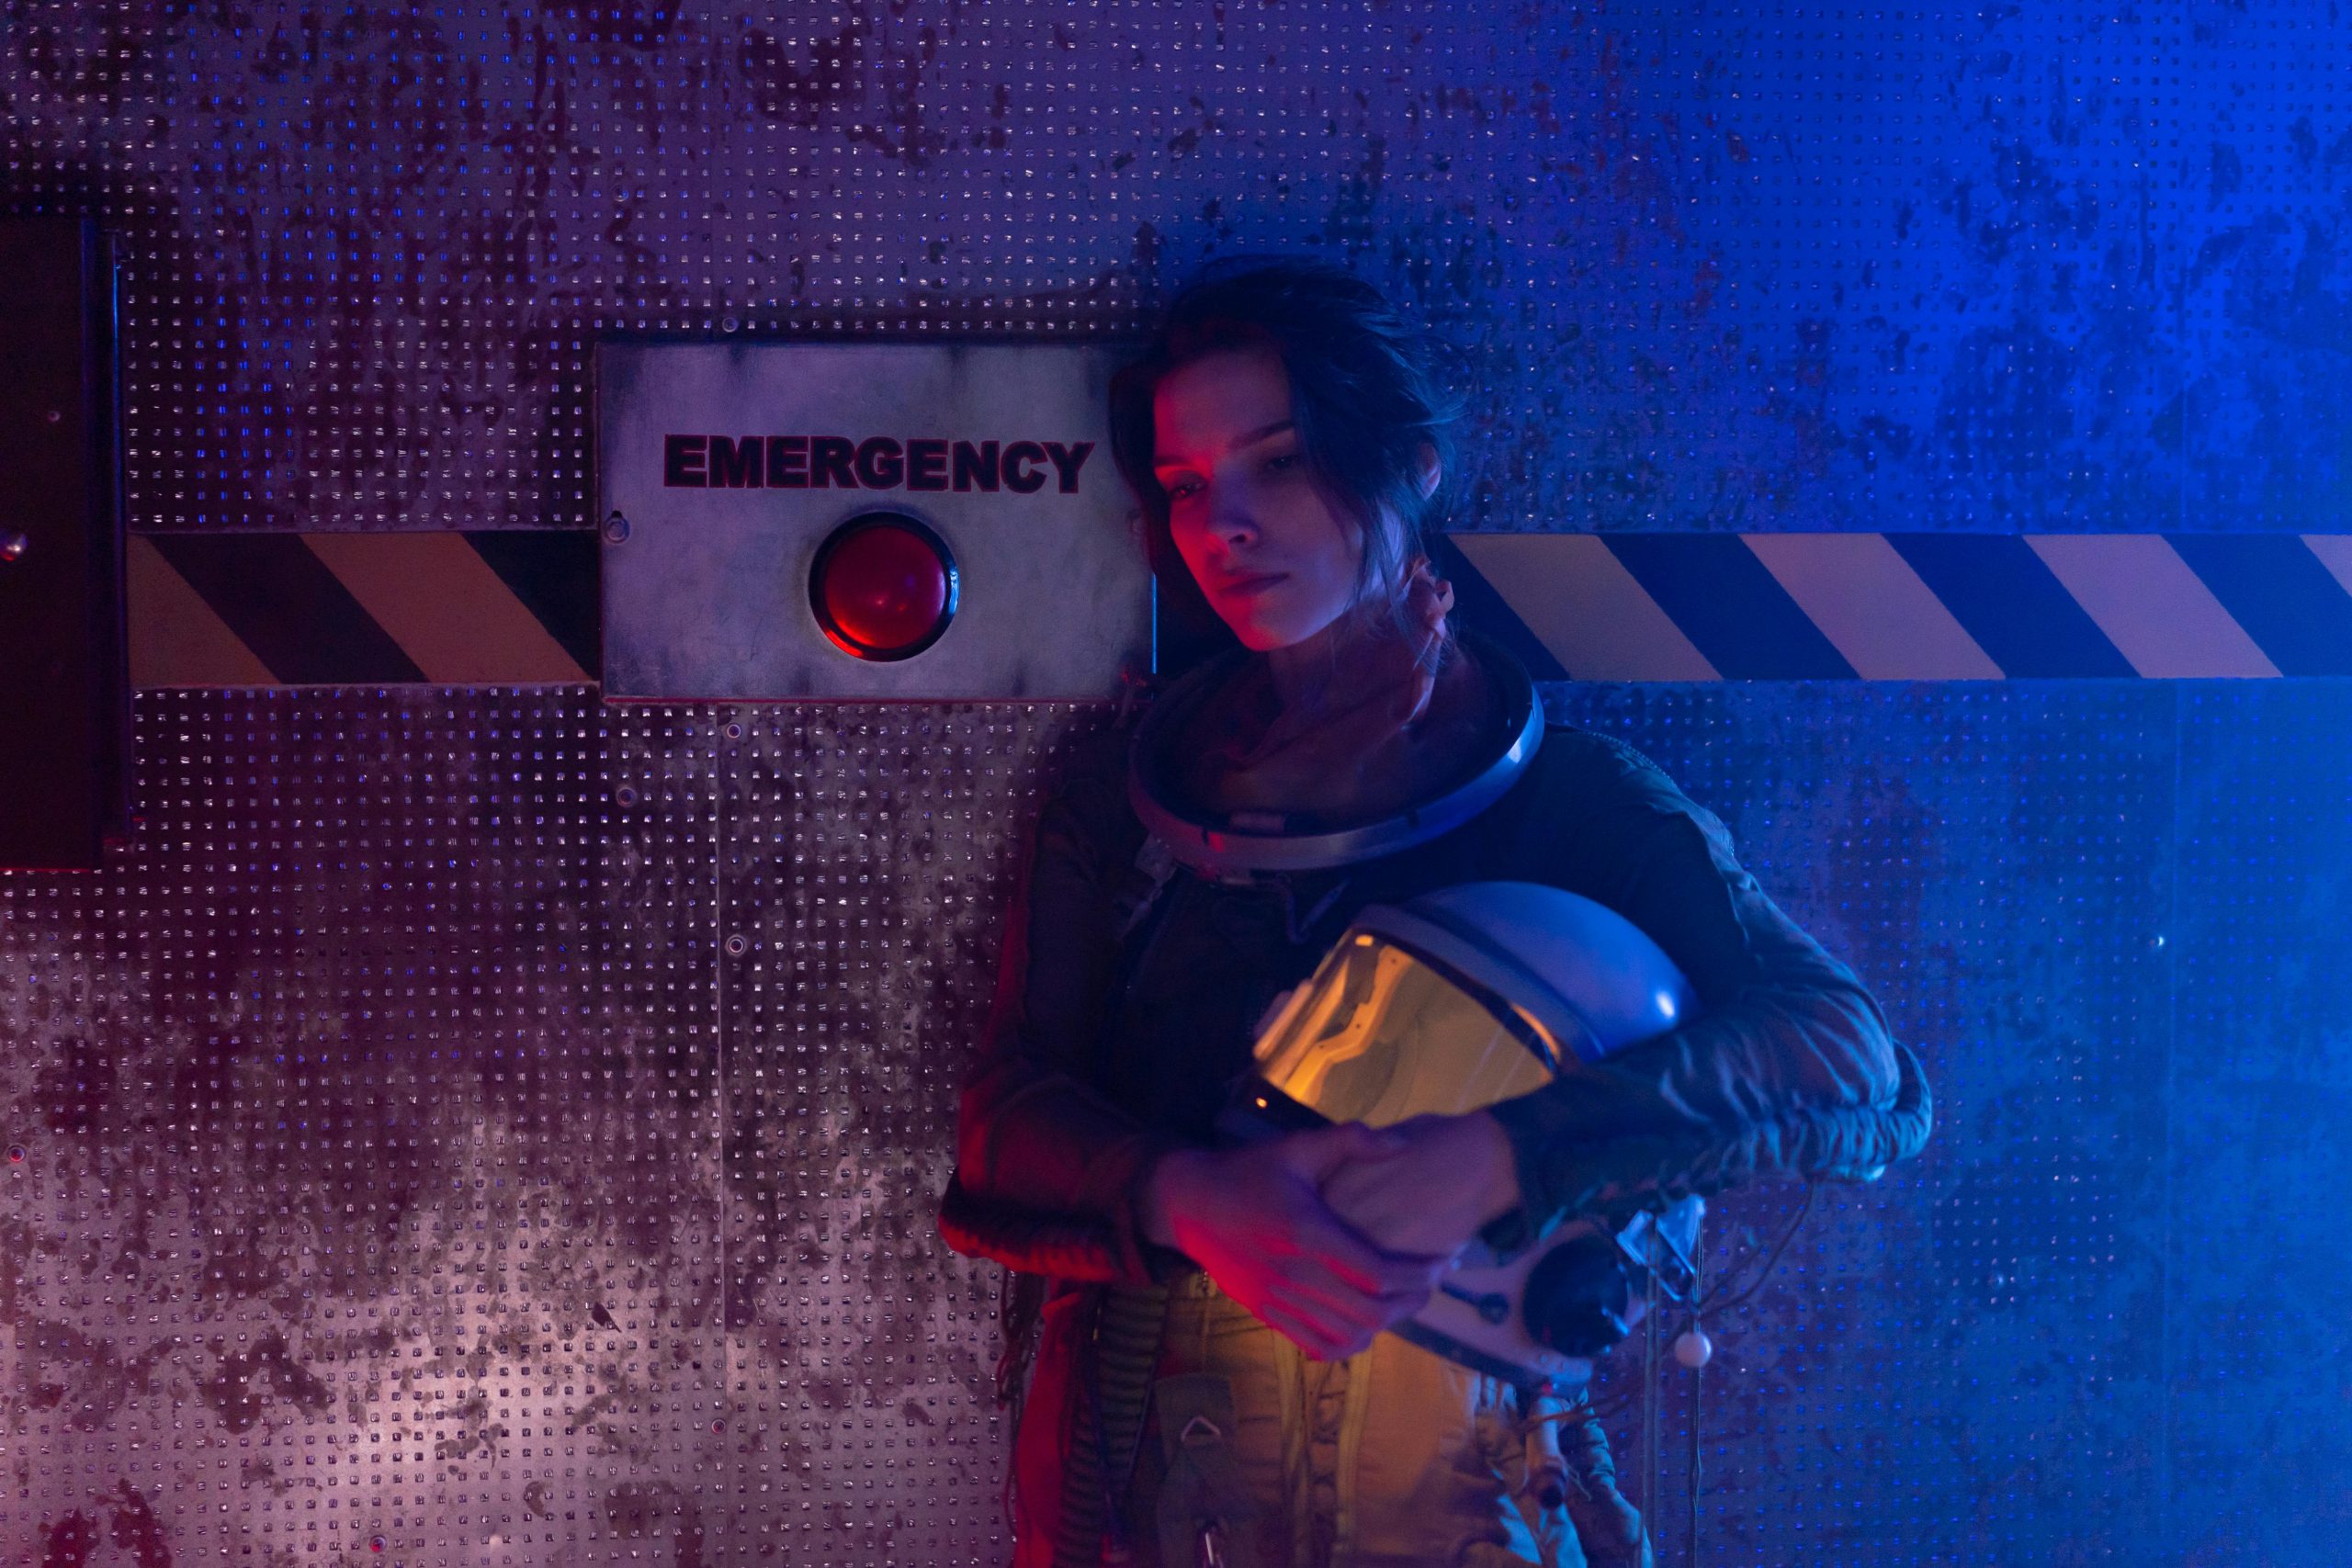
xmin=1224 ymin=880 xmax=1708 ymax=1391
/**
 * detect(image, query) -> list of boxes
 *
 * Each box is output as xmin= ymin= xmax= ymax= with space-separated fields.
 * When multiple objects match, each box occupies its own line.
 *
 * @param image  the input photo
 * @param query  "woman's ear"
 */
xmin=1415 ymin=443 xmax=1442 ymax=500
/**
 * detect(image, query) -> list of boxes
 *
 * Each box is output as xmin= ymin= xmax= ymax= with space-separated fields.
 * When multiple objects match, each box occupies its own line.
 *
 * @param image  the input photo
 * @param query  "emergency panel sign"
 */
xmin=598 ymin=341 xmax=1151 ymax=699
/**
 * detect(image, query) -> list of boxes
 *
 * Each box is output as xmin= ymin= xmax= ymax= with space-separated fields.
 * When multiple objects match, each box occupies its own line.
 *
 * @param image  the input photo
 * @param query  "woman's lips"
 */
xmin=1217 ymin=570 xmax=1286 ymax=599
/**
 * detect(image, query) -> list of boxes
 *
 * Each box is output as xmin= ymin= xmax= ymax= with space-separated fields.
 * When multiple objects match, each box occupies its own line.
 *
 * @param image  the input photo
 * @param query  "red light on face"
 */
xmin=808 ymin=513 xmax=959 ymax=661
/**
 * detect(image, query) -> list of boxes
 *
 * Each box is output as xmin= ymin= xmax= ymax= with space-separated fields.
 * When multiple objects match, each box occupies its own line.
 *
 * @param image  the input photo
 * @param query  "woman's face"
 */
xmin=1150 ymin=345 xmax=1365 ymax=651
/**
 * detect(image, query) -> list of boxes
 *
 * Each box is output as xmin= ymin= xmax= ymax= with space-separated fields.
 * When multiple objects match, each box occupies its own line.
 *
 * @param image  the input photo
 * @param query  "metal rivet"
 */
xmin=724 ymin=934 xmax=748 ymax=957
xmin=601 ymin=512 xmax=631 ymax=545
xmin=614 ymin=784 xmax=639 ymax=807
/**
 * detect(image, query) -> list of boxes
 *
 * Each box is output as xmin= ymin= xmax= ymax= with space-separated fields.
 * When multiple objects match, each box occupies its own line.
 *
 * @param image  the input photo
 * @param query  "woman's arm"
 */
xmin=1498 ymin=732 xmax=1897 ymax=1112
xmin=943 ymin=743 xmax=1452 ymax=1351
xmin=1326 ymin=730 xmax=1909 ymax=1256
xmin=944 ymin=759 xmax=1191 ymax=1285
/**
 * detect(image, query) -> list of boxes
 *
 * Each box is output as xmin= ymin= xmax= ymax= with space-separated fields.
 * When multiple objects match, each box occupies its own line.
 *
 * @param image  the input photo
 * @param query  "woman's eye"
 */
xmin=1165 ymin=477 xmax=1203 ymax=501
xmin=1263 ymin=452 xmax=1301 ymax=475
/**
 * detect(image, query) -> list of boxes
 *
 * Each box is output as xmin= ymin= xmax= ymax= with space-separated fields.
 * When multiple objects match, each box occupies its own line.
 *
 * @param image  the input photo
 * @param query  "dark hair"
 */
xmin=1109 ymin=257 xmax=1462 ymax=660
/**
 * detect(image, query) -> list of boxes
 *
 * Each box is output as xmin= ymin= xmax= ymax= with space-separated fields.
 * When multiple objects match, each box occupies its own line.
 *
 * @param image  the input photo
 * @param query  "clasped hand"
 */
xmin=1140 ymin=1111 xmax=1521 ymax=1360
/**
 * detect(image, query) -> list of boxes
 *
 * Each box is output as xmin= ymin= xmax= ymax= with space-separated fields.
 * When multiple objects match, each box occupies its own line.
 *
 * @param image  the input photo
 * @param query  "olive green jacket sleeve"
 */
xmin=1481 ymin=728 xmax=1929 ymax=1248
xmin=939 ymin=726 xmax=1190 ymax=1287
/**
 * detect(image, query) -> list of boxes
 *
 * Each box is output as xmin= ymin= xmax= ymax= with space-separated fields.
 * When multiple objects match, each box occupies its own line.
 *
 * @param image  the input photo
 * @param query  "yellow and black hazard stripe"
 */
xmin=129 ymin=530 xmax=595 ymax=687
xmin=128 ymin=528 xmax=2352 ymax=687
xmin=1435 ymin=532 xmax=2352 ymax=681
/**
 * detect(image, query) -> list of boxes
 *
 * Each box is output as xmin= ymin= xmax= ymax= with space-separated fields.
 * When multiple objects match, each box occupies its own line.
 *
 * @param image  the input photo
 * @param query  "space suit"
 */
xmin=939 ymin=634 xmax=1932 ymax=1566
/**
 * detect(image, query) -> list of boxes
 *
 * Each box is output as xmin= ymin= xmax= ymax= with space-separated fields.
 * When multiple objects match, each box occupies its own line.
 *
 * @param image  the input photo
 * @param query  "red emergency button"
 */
xmin=808 ymin=513 xmax=959 ymax=661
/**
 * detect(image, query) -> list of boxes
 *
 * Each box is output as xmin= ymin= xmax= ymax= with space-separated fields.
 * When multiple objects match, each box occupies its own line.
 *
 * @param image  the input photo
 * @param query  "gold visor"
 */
xmin=1251 ymin=928 xmax=1559 ymax=1128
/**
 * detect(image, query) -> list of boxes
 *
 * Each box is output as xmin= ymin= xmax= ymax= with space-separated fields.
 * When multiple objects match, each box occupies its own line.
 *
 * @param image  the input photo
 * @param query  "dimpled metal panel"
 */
xmin=3 ymin=692 xmax=1102 ymax=1562
xmin=25 ymin=680 xmax=2328 ymax=1565
xmin=6 ymin=2 xmax=2352 ymax=1564
xmin=4 ymin=3 xmax=2343 ymax=533
xmin=2168 ymin=683 xmax=2352 ymax=1567
xmin=3 ymin=689 xmax=730 ymax=1562
xmin=1546 ymin=682 xmax=2177 ymax=1564
xmin=707 ymin=705 xmax=1105 ymax=1562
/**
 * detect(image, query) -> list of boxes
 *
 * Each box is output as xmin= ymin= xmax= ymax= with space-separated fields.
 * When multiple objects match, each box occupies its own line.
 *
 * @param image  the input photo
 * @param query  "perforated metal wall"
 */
xmin=7 ymin=3 xmax=2352 ymax=1565
xmin=3 ymin=692 xmax=1102 ymax=1563
xmin=1548 ymin=682 xmax=2180 ymax=1562
xmin=16 ymin=685 xmax=2348 ymax=1563
xmin=6 ymin=2 xmax=2345 ymax=534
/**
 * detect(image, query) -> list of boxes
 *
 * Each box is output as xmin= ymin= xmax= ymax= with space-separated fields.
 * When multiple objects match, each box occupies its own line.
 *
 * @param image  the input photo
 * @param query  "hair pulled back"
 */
xmin=1109 ymin=257 xmax=1462 ymax=657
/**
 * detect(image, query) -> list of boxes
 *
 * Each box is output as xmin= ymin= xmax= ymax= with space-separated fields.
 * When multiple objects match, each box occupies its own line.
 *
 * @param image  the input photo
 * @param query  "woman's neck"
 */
xmin=1265 ymin=608 xmax=1374 ymax=716
xmin=1180 ymin=625 xmax=1491 ymax=824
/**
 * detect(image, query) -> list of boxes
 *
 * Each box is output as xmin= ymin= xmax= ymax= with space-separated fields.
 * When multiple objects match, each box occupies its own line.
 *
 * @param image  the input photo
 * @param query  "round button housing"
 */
xmin=808 ymin=513 xmax=959 ymax=661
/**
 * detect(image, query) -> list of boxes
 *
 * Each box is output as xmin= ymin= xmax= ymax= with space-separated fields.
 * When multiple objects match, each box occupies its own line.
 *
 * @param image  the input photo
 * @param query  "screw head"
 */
xmin=601 ymin=513 xmax=631 ymax=545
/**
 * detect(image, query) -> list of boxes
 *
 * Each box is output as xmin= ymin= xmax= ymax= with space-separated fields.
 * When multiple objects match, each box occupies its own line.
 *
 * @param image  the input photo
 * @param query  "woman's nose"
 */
xmin=1207 ymin=480 xmax=1260 ymax=545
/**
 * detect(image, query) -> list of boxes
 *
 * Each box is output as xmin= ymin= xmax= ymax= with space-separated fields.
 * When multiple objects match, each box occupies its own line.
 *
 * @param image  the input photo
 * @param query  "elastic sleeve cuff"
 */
xmin=1482 ymin=1092 xmax=1569 ymax=1258
xmin=1101 ymin=1130 xmax=1200 ymax=1286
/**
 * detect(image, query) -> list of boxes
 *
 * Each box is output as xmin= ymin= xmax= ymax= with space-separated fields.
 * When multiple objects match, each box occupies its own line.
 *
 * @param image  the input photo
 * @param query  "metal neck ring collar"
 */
xmin=1127 ymin=628 xmax=1544 ymax=877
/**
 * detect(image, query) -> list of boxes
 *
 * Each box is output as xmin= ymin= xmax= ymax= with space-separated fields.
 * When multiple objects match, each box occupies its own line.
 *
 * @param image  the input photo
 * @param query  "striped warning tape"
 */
xmin=1435 ymin=533 xmax=2352 ymax=681
xmin=127 ymin=530 xmax=2352 ymax=687
xmin=129 ymin=531 xmax=596 ymax=687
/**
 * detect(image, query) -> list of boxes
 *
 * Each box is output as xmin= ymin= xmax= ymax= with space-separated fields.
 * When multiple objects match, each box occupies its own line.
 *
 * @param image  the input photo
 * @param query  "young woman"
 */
xmin=939 ymin=260 xmax=1925 ymax=1568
